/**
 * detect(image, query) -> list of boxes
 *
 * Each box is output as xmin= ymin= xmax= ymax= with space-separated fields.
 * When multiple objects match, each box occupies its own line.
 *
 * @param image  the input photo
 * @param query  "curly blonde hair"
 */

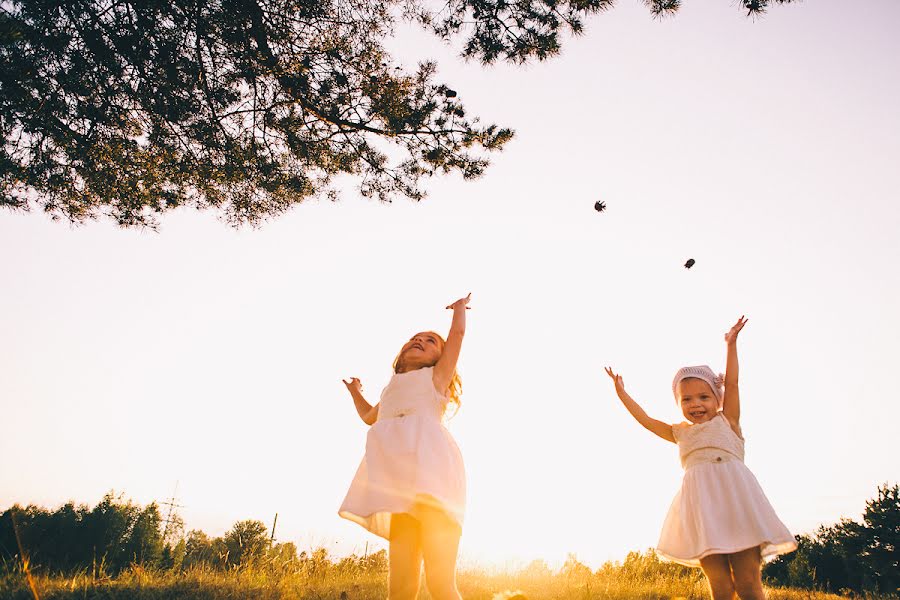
xmin=393 ymin=331 xmax=462 ymax=414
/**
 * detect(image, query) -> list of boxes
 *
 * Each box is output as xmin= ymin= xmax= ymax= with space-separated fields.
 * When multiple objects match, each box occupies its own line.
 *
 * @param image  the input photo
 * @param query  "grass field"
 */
xmin=0 ymin=563 xmax=875 ymax=600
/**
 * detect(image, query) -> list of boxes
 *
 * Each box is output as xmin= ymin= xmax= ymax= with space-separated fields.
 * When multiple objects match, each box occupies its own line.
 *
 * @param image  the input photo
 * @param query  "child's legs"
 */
xmin=418 ymin=504 xmax=463 ymax=600
xmin=699 ymin=554 xmax=736 ymax=600
xmin=729 ymin=546 xmax=765 ymax=600
xmin=389 ymin=513 xmax=423 ymax=600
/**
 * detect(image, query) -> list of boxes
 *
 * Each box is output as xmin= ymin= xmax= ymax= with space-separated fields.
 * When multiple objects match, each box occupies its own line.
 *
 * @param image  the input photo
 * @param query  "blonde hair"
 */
xmin=393 ymin=331 xmax=462 ymax=413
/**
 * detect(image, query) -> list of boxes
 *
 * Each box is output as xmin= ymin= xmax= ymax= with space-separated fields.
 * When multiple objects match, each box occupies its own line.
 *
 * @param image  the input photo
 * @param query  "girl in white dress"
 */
xmin=340 ymin=294 xmax=470 ymax=600
xmin=605 ymin=316 xmax=796 ymax=600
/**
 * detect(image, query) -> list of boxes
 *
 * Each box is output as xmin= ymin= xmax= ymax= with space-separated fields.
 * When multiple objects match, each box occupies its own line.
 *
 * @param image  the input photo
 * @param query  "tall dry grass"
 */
xmin=0 ymin=561 xmax=876 ymax=600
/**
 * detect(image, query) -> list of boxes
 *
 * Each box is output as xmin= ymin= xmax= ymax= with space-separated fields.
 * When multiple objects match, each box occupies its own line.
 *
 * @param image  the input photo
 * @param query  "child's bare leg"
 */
xmin=700 ymin=554 xmax=736 ymax=600
xmin=418 ymin=504 xmax=463 ymax=600
xmin=729 ymin=547 xmax=765 ymax=600
xmin=389 ymin=514 xmax=423 ymax=600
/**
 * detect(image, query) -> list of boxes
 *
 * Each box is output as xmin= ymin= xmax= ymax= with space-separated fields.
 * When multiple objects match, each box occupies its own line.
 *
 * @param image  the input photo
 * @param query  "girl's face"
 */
xmin=677 ymin=378 xmax=719 ymax=424
xmin=396 ymin=332 xmax=443 ymax=372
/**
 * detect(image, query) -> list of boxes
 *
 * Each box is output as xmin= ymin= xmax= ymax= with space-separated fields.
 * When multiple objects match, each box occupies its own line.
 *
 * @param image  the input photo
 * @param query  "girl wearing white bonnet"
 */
xmin=672 ymin=365 xmax=725 ymax=407
xmin=605 ymin=316 xmax=796 ymax=600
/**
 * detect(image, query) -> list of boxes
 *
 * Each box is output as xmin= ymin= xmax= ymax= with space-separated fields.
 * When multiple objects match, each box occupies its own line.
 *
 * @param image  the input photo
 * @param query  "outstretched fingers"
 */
xmin=445 ymin=292 xmax=472 ymax=310
xmin=604 ymin=367 xmax=623 ymax=387
xmin=725 ymin=315 xmax=748 ymax=342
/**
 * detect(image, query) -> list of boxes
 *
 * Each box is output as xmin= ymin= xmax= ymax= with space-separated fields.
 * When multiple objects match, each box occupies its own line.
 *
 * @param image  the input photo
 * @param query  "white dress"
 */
xmin=657 ymin=412 xmax=797 ymax=567
xmin=339 ymin=366 xmax=466 ymax=539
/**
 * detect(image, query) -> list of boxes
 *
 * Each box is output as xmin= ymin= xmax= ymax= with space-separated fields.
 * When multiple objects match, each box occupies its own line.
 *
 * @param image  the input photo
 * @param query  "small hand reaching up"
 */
xmin=605 ymin=366 xmax=675 ymax=443
xmin=435 ymin=293 xmax=470 ymax=393
xmin=446 ymin=293 xmax=471 ymax=310
xmin=723 ymin=316 xmax=747 ymax=429
xmin=605 ymin=366 xmax=626 ymax=397
xmin=343 ymin=377 xmax=362 ymax=394
xmin=724 ymin=316 xmax=748 ymax=345
xmin=344 ymin=377 xmax=378 ymax=425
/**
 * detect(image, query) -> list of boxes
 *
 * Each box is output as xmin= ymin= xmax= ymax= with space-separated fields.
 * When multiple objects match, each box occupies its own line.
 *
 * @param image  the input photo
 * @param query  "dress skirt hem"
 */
xmin=656 ymin=458 xmax=796 ymax=568
xmin=657 ymin=539 xmax=799 ymax=568
xmin=339 ymin=407 xmax=466 ymax=541
xmin=339 ymin=492 xmax=463 ymax=541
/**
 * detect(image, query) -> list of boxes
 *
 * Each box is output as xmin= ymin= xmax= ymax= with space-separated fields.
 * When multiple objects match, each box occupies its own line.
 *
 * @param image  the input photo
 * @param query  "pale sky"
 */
xmin=1 ymin=0 xmax=899 ymax=569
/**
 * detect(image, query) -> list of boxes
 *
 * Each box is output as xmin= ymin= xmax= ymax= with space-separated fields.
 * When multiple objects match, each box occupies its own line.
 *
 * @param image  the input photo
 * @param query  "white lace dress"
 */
xmin=339 ymin=366 xmax=466 ymax=539
xmin=657 ymin=413 xmax=796 ymax=567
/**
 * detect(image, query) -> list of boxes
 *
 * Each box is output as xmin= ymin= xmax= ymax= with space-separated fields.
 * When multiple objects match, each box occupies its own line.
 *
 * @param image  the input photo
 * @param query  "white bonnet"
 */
xmin=672 ymin=365 xmax=724 ymax=406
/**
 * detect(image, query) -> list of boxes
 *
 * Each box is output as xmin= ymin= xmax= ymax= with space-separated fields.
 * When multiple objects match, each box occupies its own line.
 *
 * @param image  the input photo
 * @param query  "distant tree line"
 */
xmin=762 ymin=483 xmax=899 ymax=595
xmin=1 ymin=484 xmax=897 ymax=594
xmin=0 ymin=492 xmax=166 ymax=575
xmin=0 ymin=491 xmax=386 ymax=576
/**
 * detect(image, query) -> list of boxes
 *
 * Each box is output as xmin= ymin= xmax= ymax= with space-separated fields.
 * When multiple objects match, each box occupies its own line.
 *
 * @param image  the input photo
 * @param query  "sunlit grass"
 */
xmin=0 ymin=562 xmax=873 ymax=600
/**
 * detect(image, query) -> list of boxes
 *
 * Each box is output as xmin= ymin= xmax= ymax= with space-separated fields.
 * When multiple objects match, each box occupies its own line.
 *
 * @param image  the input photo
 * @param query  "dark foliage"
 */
xmin=764 ymin=483 xmax=900 ymax=594
xmin=1 ymin=0 xmax=796 ymax=227
xmin=0 ymin=492 xmax=163 ymax=574
xmin=0 ymin=491 xmax=387 ymax=576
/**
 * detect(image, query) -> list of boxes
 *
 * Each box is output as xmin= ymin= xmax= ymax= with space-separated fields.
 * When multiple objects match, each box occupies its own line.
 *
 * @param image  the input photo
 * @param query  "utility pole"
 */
xmin=270 ymin=513 xmax=278 ymax=545
xmin=160 ymin=481 xmax=184 ymax=544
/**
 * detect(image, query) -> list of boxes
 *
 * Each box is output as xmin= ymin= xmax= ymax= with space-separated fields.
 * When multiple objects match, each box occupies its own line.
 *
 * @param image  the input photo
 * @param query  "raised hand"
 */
xmin=605 ymin=366 xmax=675 ymax=443
xmin=723 ymin=317 xmax=747 ymax=432
xmin=724 ymin=316 xmax=748 ymax=345
xmin=605 ymin=367 xmax=626 ymax=396
xmin=342 ymin=377 xmax=362 ymax=395
xmin=446 ymin=293 xmax=472 ymax=310
xmin=344 ymin=377 xmax=377 ymax=425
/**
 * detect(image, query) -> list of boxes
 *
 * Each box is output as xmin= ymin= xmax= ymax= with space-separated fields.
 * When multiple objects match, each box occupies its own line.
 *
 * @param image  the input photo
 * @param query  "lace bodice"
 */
xmin=376 ymin=366 xmax=448 ymax=422
xmin=672 ymin=413 xmax=744 ymax=468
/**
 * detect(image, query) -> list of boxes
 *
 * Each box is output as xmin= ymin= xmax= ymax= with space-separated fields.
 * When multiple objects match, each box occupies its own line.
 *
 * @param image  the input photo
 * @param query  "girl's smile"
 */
xmin=677 ymin=378 xmax=720 ymax=424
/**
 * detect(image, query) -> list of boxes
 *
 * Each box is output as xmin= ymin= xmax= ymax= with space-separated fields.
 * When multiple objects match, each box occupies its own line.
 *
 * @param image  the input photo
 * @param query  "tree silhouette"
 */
xmin=764 ymin=483 xmax=900 ymax=593
xmin=120 ymin=503 xmax=165 ymax=568
xmin=861 ymin=483 xmax=900 ymax=592
xmin=0 ymin=492 xmax=164 ymax=574
xmin=183 ymin=529 xmax=225 ymax=568
xmin=1 ymin=0 xmax=797 ymax=228
xmin=223 ymin=519 xmax=269 ymax=567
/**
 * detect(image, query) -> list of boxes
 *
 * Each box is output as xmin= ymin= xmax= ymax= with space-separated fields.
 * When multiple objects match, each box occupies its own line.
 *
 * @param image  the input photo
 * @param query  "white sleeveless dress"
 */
xmin=339 ymin=366 xmax=466 ymax=539
xmin=657 ymin=413 xmax=796 ymax=567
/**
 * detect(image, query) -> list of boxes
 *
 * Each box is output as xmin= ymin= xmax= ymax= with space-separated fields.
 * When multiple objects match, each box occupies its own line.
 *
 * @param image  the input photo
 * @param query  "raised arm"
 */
xmin=433 ymin=293 xmax=470 ymax=393
xmin=604 ymin=367 xmax=675 ymax=443
xmin=343 ymin=378 xmax=378 ymax=425
xmin=722 ymin=316 xmax=748 ymax=433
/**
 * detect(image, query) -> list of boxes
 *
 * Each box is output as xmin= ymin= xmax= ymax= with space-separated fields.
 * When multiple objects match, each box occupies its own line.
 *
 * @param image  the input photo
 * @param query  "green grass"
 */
xmin=0 ymin=565 xmax=878 ymax=600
